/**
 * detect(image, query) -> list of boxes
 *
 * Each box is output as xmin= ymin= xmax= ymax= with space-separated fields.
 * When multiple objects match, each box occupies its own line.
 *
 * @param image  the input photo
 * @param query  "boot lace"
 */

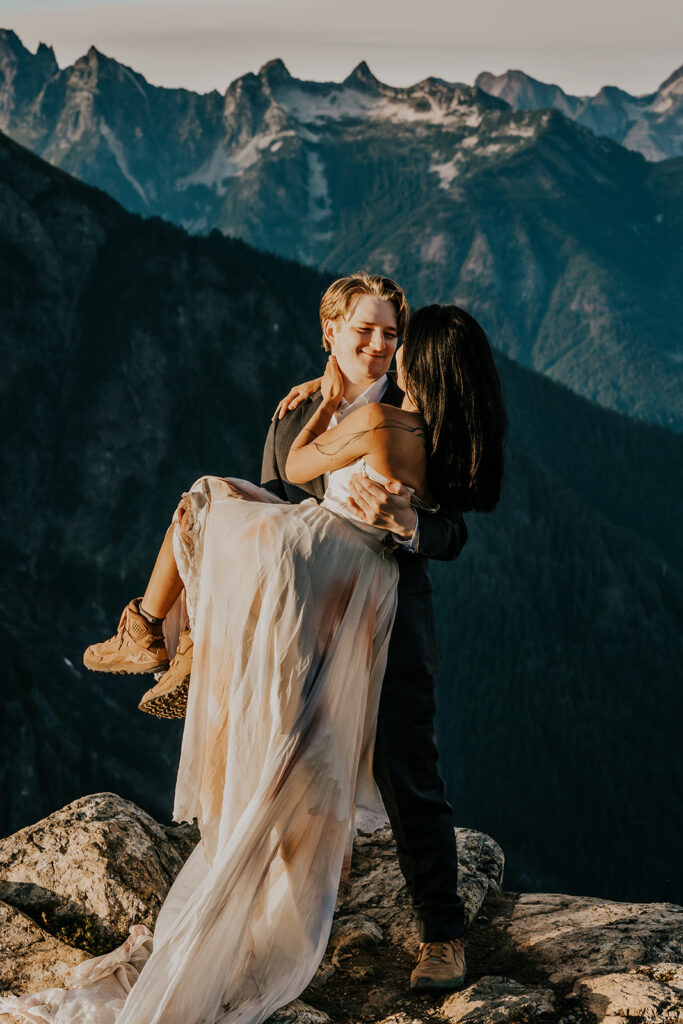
xmin=420 ymin=941 xmax=456 ymax=964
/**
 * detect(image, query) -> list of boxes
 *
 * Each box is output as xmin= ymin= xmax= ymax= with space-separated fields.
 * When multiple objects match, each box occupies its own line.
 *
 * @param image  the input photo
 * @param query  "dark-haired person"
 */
xmin=263 ymin=275 xmax=505 ymax=991
xmin=11 ymin=286 xmax=506 ymax=1023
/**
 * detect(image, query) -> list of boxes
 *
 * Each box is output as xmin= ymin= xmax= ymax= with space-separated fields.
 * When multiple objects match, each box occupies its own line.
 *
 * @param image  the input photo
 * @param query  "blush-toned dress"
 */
xmin=0 ymin=460 xmax=401 ymax=1024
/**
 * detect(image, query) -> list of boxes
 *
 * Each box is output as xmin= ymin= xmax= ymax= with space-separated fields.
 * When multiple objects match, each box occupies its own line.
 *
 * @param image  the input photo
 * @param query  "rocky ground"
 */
xmin=0 ymin=794 xmax=681 ymax=1023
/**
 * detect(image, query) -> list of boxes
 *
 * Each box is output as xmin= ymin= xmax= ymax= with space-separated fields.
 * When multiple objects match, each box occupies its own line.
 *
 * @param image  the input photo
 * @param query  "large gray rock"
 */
xmin=340 ymin=825 xmax=504 ymax=955
xmin=497 ymin=891 xmax=683 ymax=986
xmin=0 ymin=792 xmax=198 ymax=951
xmin=1 ymin=793 xmax=682 ymax=1024
xmin=476 ymin=890 xmax=683 ymax=1023
xmin=441 ymin=975 xmax=556 ymax=1022
xmin=569 ymin=965 xmax=683 ymax=1023
xmin=0 ymin=900 xmax=89 ymax=1016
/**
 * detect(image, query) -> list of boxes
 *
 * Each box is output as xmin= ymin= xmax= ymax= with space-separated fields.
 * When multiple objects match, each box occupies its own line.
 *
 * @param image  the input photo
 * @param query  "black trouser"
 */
xmin=372 ymin=589 xmax=465 ymax=941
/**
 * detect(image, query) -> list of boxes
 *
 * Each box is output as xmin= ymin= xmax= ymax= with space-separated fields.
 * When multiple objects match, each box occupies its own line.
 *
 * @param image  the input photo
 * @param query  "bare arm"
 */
xmin=285 ymin=355 xmax=427 ymax=485
xmin=286 ymin=402 xmax=393 ymax=484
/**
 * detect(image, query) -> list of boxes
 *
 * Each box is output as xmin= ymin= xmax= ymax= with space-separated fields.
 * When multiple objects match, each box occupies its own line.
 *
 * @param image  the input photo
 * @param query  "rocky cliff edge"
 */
xmin=0 ymin=794 xmax=681 ymax=1023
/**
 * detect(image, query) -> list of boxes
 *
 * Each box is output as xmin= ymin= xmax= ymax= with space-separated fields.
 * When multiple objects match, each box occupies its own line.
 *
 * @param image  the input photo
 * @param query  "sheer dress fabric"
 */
xmin=0 ymin=464 xmax=399 ymax=1024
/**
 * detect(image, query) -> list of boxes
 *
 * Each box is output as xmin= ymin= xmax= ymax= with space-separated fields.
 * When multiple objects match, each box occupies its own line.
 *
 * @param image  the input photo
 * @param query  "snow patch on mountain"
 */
xmin=231 ymin=132 xmax=298 ymax=170
xmin=431 ymin=156 xmax=464 ymax=187
xmin=504 ymin=123 xmax=539 ymax=138
xmin=178 ymin=132 xmax=297 ymax=192
xmin=119 ymin=63 xmax=148 ymax=102
xmin=478 ymin=142 xmax=506 ymax=156
xmin=272 ymin=82 xmax=483 ymax=128
xmin=476 ymin=66 xmax=683 ymax=160
xmin=651 ymin=73 xmax=683 ymax=114
xmin=420 ymin=233 xmax=448 ymax=264
xmin=100 ymin=122 xmax=148 ymax=205
xmin=277 ymin=85 xmax=374 ymax=123
xmin=177 ymin=141 xmax=238 ymax=192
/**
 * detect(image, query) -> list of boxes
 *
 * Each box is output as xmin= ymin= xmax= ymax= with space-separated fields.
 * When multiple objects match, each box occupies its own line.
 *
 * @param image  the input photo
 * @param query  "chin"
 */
xmin=358 ymin=355 xmax=391 ymax=374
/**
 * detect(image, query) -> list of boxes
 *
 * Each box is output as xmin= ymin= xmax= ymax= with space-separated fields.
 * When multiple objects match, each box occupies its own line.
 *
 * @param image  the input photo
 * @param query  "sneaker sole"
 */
xmin=138 ymin=675 xmax=190 ymax=719
xmin=410 ymin=975 xmax=465 ymax=991
xmin=83 ymin=657 xmax=170 ymax=675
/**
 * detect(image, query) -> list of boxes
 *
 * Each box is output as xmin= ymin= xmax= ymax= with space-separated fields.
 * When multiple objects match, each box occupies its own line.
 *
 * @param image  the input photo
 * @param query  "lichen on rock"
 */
xmin=0 ymin=793 xmax=681 ymax=1024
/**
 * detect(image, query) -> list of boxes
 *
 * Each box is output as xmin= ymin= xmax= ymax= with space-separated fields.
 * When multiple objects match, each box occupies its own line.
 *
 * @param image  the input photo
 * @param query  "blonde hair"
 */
xmin=319 ymin=271 xmax=409 ymax=351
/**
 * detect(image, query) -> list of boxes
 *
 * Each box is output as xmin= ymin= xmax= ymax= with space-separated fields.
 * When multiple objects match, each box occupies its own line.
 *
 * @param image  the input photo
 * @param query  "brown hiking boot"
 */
xmin=83 ymin=598 xmax=169 ymax=675
xmin=409 ymin=939 xmax=466 ymax=991
xmin=138 ymin=628 xmax=193 ymax=719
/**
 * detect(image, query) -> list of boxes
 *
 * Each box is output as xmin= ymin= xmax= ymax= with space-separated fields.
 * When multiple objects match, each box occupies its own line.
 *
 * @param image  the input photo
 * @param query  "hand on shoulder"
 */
xmin=273 ymin=376 xmax=322 ymax=421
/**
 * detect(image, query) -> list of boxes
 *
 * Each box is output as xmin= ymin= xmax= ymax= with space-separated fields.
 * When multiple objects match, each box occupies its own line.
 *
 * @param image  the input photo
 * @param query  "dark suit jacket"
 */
xmin=260 ymin=375 xmax=468 ymax=597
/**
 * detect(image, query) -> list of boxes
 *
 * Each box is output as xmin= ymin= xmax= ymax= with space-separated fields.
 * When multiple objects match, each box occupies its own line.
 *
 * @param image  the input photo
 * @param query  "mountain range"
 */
xmin=476 ymin=64 xmax=683 ymax=162
xmin=1 ymin=127 xmax=682 ymax=905
xmin=1 ymin=29 xmax=682 ymax=433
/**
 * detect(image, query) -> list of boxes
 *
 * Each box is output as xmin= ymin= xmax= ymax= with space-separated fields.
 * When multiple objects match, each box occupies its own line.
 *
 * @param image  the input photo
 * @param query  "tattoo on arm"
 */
xmin=311 ymin=421 xmax=427 ymax=458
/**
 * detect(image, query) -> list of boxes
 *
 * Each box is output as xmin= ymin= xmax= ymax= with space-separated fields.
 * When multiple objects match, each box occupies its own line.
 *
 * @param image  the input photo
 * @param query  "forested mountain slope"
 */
xmin=1 ymin=128 xmax=681 ymax=905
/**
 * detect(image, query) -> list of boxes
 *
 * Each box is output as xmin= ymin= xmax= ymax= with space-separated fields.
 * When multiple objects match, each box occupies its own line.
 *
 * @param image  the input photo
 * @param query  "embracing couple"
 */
xmin=1 ymin=273 xmax=507 ymax=1024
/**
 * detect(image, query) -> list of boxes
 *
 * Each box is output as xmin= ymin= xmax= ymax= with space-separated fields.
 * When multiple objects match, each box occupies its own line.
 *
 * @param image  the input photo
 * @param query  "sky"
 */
xmin=2 ymin=0 xmax=681 ymax=98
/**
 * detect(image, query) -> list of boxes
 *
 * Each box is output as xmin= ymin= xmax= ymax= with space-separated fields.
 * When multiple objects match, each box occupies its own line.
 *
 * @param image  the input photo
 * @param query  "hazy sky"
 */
xmin=2 ymin=0 xmax=681 ymax=97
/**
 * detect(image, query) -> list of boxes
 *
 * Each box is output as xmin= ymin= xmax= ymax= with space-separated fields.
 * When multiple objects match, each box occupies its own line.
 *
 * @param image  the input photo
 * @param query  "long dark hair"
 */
xmin=402 ymin=304 xmax=507 ymax=512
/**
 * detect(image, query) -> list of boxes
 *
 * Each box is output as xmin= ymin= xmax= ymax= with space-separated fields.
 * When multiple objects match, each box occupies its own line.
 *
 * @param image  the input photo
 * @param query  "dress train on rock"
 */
xmin=0 ymin=473 xmax=399 ymax=1024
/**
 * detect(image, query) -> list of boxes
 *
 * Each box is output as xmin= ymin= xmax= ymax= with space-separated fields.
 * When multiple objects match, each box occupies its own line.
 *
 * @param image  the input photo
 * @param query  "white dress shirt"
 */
xmin=324 ymin=374 xmax=419 ymax=552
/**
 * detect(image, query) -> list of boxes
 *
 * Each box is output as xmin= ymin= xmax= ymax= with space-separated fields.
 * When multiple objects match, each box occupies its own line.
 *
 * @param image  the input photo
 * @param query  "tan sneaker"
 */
xmin=83 ymin=598 xmax=169 ymax=675
xmin=409 ymin=939 xmax=466 ymax=991
xmin=138 ymin=628 xmax=193 ymax=719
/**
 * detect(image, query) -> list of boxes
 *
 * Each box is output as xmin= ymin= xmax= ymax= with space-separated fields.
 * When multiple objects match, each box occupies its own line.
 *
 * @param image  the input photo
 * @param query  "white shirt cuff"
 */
xmin=392 ymin=510 xmax=419 ymax=553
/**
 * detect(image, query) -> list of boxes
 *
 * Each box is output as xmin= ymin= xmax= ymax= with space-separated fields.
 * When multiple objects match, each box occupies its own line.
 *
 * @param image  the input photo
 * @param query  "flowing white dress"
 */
xmin=0 ymin=460 xmax=401 ymax=1024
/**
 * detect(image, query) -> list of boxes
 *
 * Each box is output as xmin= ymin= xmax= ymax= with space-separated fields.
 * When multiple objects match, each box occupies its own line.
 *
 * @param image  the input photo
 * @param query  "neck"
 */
xmin=342 ymin=375 xmax=381 ymax=404
xmin=400 ymin=393 xmax=420 ymax=414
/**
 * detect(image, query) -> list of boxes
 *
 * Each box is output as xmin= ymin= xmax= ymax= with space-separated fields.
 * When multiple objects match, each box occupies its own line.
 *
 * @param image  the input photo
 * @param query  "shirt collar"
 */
xmin=336 ymin=374 xmax=389 ymax=417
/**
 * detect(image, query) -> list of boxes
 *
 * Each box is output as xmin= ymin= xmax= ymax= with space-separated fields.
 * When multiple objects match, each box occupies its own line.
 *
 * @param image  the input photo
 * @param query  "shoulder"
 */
xmin=274 ymin=396 xmax=320 ymax=435
xmin=343 ymin=402 xmax=389 ymax=431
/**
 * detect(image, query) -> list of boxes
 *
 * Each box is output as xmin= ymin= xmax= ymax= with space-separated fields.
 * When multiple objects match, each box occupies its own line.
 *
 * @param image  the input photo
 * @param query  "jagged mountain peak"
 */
xmin=344 ymin=60 xmax=380 ymax=89
xmin=476 ymin=68 xmax=578 ymax=108
xmin=35 ymin=41 xmax=57 ymax=68
xmin=0 ymin=27 xmax=23 ymax=50
xmin=594 ymin=83 xmax=637 ymax=102
xmin=476 ymin=68 xmax=553 ymax=91
xmin=657 ymin=63 xmax=683 ymax=94
xmin=479 ymin=68 xmax=532 ymax=84
xmin=85 ymin=44 xmax=106 ymax=63
xmin=412 ymin=75 xmax=475 ymax=101
xmin=66 ymin=44 xmax=151 ymax=96
xmin=414 ymin=75 xmax=461 ymax=89
xmin=0 ymin=28 xmax=60 ymax=130
xmin=68 ymin=44 xmax=109 ymax=74
xmin=258 ymin=58 xmax=292 ymax=84
xmin=0 ymin=27 xmax=57 ymax=69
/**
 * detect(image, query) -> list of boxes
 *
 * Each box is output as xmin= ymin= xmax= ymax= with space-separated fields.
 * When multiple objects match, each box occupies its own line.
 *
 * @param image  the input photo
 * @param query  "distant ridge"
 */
xmin=1 ymin=29 xmax=682 ymax=430
xmin=475 ymin=64 xmax=683 ymax=161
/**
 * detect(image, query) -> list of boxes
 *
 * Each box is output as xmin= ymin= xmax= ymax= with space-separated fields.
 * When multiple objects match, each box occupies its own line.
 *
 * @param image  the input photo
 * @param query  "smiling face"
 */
xmin=323 ymin=295 xmax=398 ymax=399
